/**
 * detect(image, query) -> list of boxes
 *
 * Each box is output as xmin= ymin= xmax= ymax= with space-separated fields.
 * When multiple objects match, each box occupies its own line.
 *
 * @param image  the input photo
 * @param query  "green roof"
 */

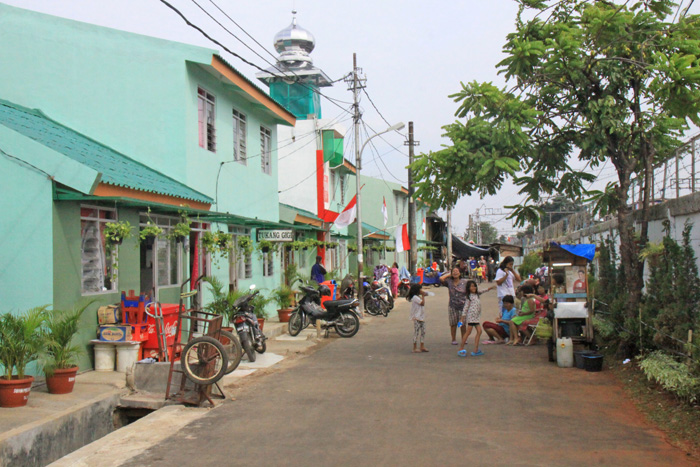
xmin=0 ymin=100 xmax=213 ymax=204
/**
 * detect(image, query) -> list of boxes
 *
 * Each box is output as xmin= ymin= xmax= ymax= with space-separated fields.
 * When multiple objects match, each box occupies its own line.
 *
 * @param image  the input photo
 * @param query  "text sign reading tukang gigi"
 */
xmin=256 ymin=230 xmax=294 ymax=242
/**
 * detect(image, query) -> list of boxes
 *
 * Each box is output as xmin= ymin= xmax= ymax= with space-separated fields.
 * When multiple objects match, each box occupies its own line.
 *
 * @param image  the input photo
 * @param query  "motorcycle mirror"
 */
xmin=249 ymin=284 xmax=256 ymax=291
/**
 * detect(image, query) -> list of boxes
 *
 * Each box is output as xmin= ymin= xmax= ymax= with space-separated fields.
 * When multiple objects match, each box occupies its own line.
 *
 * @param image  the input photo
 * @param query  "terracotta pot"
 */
xmin=257 ymin=318 xmax=265 ymax=331
xmin=277 ymin=308 xmax=293 ymax=323
xmin=46 ymin=367 xmax=79 ymax=395
xmin=0 ymin=376 xmax=34 ymax=408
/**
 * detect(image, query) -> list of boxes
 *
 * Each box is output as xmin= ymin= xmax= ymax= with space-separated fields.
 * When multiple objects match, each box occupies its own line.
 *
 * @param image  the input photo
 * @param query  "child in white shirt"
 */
xmin=408 ymin=283 xmax=428 ymax=353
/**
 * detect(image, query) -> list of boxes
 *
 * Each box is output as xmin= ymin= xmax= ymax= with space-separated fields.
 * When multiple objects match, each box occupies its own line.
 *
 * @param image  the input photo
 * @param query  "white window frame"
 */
xmin=140 ymin=213 xmax=182 ymax=288
xmin=198 ymin=87 xmax=216 ymax=152
xmin=232 ymin=108 xmax=247 ymax=164
xmin=260 ymin=125 xmax=272 ymax=175
xmin=80 ymin=205 xmax=118 ymax=295
xmin=263 ymin=250 xmax=274 ymax=277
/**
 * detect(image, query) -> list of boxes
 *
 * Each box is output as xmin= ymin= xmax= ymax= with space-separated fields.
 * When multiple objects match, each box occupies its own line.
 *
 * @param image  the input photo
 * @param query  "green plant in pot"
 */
xmin=104 ymin=221 xmax=133 ymax=247
xmin=256 ymin=239 xmax=277 ymax=258
xmin=169 ymin=211 xmax=191 ymax=243
xmin=202 ymin=231 xmax=233 ymax=266
xmin=271 ymin=285 xmax=295 ymax=322
xmin=236 ymin=236 xmax=253 ymax=257
xmin=139 ymin=221 xmax=163 ymax=245
xmin=250 ymin=291 xmax=272 ymax=330
xmin=0 ymin=306 xmax=48 ymax=407
xmin=42 ymin=302 xmax=92 ymax=395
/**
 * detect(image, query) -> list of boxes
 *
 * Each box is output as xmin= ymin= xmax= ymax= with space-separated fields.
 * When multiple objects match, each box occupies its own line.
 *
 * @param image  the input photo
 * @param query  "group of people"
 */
xmin=408 ymin=255 xmax=551 ymax=355
xmin=455 ymin=256 xmax=496 ymax=283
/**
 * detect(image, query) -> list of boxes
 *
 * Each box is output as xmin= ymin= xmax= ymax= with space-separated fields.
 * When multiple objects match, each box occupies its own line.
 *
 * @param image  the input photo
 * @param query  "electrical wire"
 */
xmin=362 ymin=87 xmax=407 ymax=139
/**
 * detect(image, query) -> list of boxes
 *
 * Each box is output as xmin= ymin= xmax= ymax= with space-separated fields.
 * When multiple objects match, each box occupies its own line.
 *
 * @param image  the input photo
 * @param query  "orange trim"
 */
xmin=368 ymin=233 xmax=390 ymax=240
xmin=343 ymin=160 xmax=357 ymax=174
xmin=294 ymin=213 xmax=323 ymax=227
xmin=93 ymin=184 xmax=211 ymax=211
xmin=211 ymin=56 xmax=296 ymax=126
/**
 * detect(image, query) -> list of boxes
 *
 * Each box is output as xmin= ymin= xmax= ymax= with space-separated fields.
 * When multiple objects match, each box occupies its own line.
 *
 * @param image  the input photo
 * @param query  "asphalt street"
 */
xmin=127 ymin=284 xmax=696 ymax=466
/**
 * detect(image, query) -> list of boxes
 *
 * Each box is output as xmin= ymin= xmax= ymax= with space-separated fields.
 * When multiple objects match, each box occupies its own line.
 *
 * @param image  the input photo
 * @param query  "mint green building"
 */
xmin=0 ymin=4 xmax=297 ymax=372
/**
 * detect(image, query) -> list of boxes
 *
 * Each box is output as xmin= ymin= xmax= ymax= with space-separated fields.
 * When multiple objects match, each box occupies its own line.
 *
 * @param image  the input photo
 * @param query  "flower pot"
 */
xmin=257 ymin=318 xmax=265 ymax=331
xmin=0 ymin=376 xmax=34 ymax=408
xmin=46 ymin=367 xmax=78 ymax=394
xmin=261 ymin=246 xmax=270 ymax=253
xmin=175 ymin=235 xmax=186 ymax=244
xmin=277 ymin=308 xmax=293 ymax=323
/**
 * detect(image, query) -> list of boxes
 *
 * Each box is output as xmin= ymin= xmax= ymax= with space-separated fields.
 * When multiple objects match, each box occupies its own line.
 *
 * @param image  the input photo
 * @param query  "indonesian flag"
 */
xmin=382 ymin=197 xmax=388 ymax=227
xmin=333 ymin=195 xmax=357 ymax=229
xmin=422 ymin=217 xmax=426 ymax=235
xmin=395 ymin=223 xmax=410 ymax=253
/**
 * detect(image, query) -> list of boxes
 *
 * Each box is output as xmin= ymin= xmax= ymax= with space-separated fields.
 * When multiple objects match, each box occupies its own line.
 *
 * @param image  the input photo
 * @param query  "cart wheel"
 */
xmin=181 ymin=336 xmax=228 ymax=385
xmin=219 ymin=330 xmax=243 ymax=374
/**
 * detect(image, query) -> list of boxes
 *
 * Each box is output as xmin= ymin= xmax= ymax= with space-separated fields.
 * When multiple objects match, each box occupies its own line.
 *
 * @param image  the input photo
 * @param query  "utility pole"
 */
xmin=347 ymin=53 xmax=366 ymax=312
xmin=405 ymin=122 xmax=419 ymax=272
xmin=447 ymin=208 xmax=453 ymax=267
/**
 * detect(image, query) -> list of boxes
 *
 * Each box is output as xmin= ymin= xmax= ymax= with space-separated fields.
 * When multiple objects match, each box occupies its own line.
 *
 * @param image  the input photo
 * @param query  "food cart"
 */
xmin=542 ymin=243 xmax=596 ymax=349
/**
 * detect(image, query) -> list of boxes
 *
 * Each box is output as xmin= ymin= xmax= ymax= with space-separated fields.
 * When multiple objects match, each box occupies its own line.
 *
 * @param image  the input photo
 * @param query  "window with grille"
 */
xmin=198 ymin=87 xmax=216 ymax=152
xmin=260 ymin=126 xmax=272 ymax=175
xmin=263 ymin=251 xmax=274 ymax=276
xmin=339 ymin=175 xmax=345 ymax=205
xmin=80 ymin=206 xmax=117 ymax=294
xmin=232 ymin=108 xmax=247 ymax=164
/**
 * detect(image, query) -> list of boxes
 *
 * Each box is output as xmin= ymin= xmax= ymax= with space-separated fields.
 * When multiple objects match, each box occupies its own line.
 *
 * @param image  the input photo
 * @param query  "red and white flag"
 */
xmin=422 ymin=217 xmax=426 ymax=235
xmin=395 ymin=223 xmax=410 ymax=253
xmin=382 ymin=197 xmax=388 ymax=227
xmin=333 ymin=195 xmax=357 ymax=229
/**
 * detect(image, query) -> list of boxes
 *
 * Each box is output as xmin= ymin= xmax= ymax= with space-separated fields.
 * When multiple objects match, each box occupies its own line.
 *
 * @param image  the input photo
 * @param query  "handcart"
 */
xmin=165 ymin=275 xmax=230 ymax=407
xmin=421 ymin=267 xmax=442 ymax=287
xmin=543 ymin=243 xmax=596 ymax=354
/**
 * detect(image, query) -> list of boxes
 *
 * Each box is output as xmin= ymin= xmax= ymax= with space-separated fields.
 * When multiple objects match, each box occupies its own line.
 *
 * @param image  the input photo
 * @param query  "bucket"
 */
xmin=574 ymin=350 xmax=596 ymax=369
xmin=93 ymin=342 xmax=116 ymax=371
xmin=115 ymin=342 xmax=141 ymax=373
xmin=583 ymin=354 xmax=604 ymax=372
xmin=556 ymin=337 xmax=574 ymax=368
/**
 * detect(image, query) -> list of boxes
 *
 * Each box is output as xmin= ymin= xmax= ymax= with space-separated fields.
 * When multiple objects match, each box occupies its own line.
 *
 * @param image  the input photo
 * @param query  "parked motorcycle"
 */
xmin=363 ymin=273 xmax=393 ymax=316
xmin=397 ymin=277 xmax=411 ymax=298
xmin=376 ymin=272 xmax=395 ymax=310
xmin=288 ymin=283 xmax=360 ymax=338
xmin=231 ymin=285 xmax=267 ymax=363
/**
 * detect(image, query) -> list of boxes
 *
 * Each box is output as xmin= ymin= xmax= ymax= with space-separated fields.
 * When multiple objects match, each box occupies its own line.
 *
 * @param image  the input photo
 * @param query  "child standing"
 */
xmin=457 ymin=280 xmax=496 ymax=357
xmin=408 ymin=283 xmax=428 ymax=353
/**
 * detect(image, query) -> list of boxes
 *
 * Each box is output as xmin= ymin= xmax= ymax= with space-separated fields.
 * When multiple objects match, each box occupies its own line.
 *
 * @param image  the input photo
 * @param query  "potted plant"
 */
xmin=256 ymin=239 xmax=277 ymax=258
xmin=139 ymin=221 xmax=163 ymax=246
xmin=347 ymin=243 xmax=357 ymax=253
xmin=169 ymin=211 xmax=191 ymax=243
xmin=327 ymin=242 xmax=339 ymax=249
xmin=103 ymin=221 xmax=133 ymax=247
xmin=0 ymin=306 xmax=47 ymax=407
xmin=202 ymin=231 xmax=233 ymax=265
xmin=271 ymin=285 xmax=295 ymax=322
xmin=236 ymin=236 xmax=253 ymax=257
xmin=42 ymin=302 xmax=92 ymax=395
xmin=250 ymin=292 xmax=272 ymax=331
xmin=203 ymin=276 xmax=246 ymax=327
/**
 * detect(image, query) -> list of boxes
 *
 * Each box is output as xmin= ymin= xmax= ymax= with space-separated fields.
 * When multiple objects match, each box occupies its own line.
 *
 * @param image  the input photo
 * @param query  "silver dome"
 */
xmin=273 ymin=12 xmax=315 ymax=65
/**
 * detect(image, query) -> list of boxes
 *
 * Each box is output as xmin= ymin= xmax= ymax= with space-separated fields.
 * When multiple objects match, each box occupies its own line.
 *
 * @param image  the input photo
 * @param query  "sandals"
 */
xmin=471 ymin=350 xmax=484 ymax=356
xmin=457 ymin=349 xmax=467 ymax=357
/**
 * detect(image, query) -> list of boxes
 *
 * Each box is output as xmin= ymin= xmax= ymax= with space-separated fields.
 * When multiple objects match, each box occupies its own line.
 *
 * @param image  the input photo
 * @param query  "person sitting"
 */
xmin=517 ymin=298 xmax=551 ymax=345
xmin=482 ymin=295 xmax=517 ymax=344
xmin=507 ymin=285 xmax=536 ymax=345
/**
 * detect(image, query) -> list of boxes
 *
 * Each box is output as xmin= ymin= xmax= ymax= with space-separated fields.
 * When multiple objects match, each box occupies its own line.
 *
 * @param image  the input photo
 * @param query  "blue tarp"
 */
xmin=552 ymin=242 xmax=596 ymax=262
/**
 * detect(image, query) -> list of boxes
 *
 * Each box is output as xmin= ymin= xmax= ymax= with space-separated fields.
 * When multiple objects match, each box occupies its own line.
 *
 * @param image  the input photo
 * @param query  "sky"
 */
xmin=3 ymin=0 xmax=698 ymax=238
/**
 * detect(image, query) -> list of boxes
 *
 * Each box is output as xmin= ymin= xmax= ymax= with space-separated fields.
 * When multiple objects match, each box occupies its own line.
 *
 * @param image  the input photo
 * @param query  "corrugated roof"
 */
xmin=0 ymin=100 xmax=213 ymax=204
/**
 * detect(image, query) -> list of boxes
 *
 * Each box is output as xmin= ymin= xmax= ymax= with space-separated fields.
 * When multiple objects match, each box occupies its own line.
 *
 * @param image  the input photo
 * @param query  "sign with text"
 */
xmin=257 ymin=230 xmax=293 ymax=242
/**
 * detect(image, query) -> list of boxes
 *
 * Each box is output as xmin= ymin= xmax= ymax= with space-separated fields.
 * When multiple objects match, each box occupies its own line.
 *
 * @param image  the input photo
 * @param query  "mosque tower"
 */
xmin=256 ymin=10 xmax=332 ymax=119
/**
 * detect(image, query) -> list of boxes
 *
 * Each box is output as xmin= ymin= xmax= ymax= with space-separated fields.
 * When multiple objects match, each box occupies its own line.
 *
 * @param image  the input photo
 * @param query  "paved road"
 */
xmin=129 ymin=285 xmax=696 ymax=466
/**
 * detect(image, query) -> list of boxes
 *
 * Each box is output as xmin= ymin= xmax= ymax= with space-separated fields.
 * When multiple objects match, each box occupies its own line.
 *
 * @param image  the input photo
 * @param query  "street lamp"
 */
xmin=356 ymin=122 xmax=405 ymax=314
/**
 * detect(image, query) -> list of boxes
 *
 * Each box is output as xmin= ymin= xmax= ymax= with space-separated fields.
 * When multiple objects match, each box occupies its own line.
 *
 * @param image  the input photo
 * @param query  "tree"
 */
xmin=463 ymin=221 xmax=498 ymax=244
xmin=412 ymin=0 xmax=700 ymax=353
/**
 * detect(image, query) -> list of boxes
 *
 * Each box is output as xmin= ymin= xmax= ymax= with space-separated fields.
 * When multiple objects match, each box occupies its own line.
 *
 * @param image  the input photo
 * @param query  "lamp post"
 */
xmin=356 ymin=122 xmax=405 ymax=314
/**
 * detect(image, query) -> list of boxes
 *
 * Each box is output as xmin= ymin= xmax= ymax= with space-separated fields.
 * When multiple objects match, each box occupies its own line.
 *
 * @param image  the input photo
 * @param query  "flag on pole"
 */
xmin=421 ymin=217 xmax=426 ymax=235
xmin=382 ymin=197 xmax=388 ymax=227
xmin=395 ymin=223 xmax=410 ymax=253
xmin=333 ymin=195 xmax=357 ymax=229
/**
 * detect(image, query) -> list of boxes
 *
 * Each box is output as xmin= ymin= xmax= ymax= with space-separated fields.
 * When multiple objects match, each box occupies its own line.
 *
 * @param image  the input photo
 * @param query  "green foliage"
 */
xmin=42 ymin=302 xmax=92 ymax=375
xmin=0 ymin=307 xmax=48 ymax=379
xmin=518 ymin=251 xmax=541 ymax=277
xmin=250 ymin=291 xmax=273 ymax=319
xmin=168 ymin=211 xmax=192 ymax=241
xmin=271 ymin=285 xmax=294 ymax=309
xmin=139 ymin=221 xmax=163 ymax=243
xmin=256 ymin=239 xmax=278 ymax=259
xmin=202 ymin=231 xmax=233 ymax=266
xmin=283 ymin=262 xmax=302 ymax=287
xmin=639 ymin=351 xmax=700 ymax=404
xmin=103 ymin=221 xmax=133 ymax=247
xmin=236 ymin=236 xmax=253 ymax=256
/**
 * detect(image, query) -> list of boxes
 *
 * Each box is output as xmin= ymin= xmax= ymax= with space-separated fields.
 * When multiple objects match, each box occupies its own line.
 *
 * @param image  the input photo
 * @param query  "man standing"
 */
xmin=311 ymin=256 xmax=327 ymax=284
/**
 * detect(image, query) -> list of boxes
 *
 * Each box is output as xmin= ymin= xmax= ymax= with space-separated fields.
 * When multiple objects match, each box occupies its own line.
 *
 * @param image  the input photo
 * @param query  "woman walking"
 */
xmin=440 ymin=266 xmax=468 ymax=345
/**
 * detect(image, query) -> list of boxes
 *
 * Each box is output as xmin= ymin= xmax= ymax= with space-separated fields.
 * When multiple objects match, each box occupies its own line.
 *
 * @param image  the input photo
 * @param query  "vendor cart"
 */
xmin=542 ymin=243 xmax=596 ymax=350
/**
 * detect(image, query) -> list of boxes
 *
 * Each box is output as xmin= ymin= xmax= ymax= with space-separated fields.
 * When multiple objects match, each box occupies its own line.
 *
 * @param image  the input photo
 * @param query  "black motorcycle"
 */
xmin=288 ymin=283 xmax=360 ymax=338
xmin=231 ymin=287 xmax=267 ymax=362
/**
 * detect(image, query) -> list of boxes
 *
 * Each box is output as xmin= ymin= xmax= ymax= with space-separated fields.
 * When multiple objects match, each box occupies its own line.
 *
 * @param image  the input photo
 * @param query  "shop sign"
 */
xmin=257 ymin=230 xmax=293 ymax=242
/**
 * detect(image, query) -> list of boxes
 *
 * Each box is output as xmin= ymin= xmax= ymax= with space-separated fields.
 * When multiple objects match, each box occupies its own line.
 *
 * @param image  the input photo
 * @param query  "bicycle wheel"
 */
xmin=218 ymin=330 xmax=243 ymax=374
xmin=181 ymin=336 xmax=228 ymax=385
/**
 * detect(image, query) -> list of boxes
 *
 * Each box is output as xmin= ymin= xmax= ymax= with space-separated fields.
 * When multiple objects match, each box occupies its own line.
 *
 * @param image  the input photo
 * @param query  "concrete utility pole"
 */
xmin=348 ymin=53 xmax=366 ymax=311
xmin=405 ymin=122 xmax=419 ymax=272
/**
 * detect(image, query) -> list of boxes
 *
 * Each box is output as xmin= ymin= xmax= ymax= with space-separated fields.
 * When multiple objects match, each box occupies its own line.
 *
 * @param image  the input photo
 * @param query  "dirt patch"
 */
xmin=610 ymin=359 xmax=700 ymax=460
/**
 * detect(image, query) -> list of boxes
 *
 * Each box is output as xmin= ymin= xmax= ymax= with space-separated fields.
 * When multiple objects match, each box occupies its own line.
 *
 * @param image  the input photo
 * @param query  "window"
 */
xmin=339 ymin=240 xmax=347 ymax=269
xmin=198 ymin=87 xmax=216 ymax=152
xmin=263 ymin=251 xmax=274 ymax=276
xmin=260 ymin=126 xmax=272 ymax=174
xmin=140 ymin=214 xmax=181 ymax=287
xmin=394 ymin=194 xmax=400 ymax=216
xmin=339 ymin=175 xmax=345 ymax=205
xmin=232 ymin=108 xmax=247 ymax=164
xmin=81 ymin=206 xmax=117 ymax=294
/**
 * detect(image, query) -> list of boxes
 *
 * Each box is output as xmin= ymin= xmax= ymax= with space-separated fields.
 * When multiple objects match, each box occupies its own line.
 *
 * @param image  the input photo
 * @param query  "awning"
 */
xmin=451 ymin=234 xmax=493 ymax=258
xmin=551 ymin=242 xmax=596 ymax=262
xmin=54 ymin=188 xmax=287 ymax=229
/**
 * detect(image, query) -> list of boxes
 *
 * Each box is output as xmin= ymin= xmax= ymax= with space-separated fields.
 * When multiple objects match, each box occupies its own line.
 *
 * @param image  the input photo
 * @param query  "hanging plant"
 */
xmin=347 ymin=243 xmax=357 ymax=253
xmin=386 ymin=246 xmax=396 ymax=252
xmin=290 ymin=240 xmax=305 ymax=251
xmin=104 ymin=221 xmax=133 ymax=248
xmin=236 ymin=236 xmax=253 ymax=256
xmin=327 ymin=242 xmax=339 ymax=249
xmin=168 ymin=210 xmax=192 ymax=243
xmin=302 ymin=238 xmax=319 ymax=250
xmin=371 ymin=245 xmax=382 ymax=252
xmin=256 ymin=239 xmax=277 ymax=258
xmin=139 ymin=221 xmax=163 ymax=244
xmin=202 ymin=231 xmax=233 ymax=266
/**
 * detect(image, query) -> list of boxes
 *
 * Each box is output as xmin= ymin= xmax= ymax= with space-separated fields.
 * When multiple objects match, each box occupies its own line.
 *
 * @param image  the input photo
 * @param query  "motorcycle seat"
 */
xmin=323 ymin=299 xmax=355 ymax=309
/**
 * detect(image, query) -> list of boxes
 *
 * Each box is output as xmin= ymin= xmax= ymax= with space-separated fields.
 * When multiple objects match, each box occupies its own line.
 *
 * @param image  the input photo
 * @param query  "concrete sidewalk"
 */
xmin=0 ymin=316 xmax=330 ymax=466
